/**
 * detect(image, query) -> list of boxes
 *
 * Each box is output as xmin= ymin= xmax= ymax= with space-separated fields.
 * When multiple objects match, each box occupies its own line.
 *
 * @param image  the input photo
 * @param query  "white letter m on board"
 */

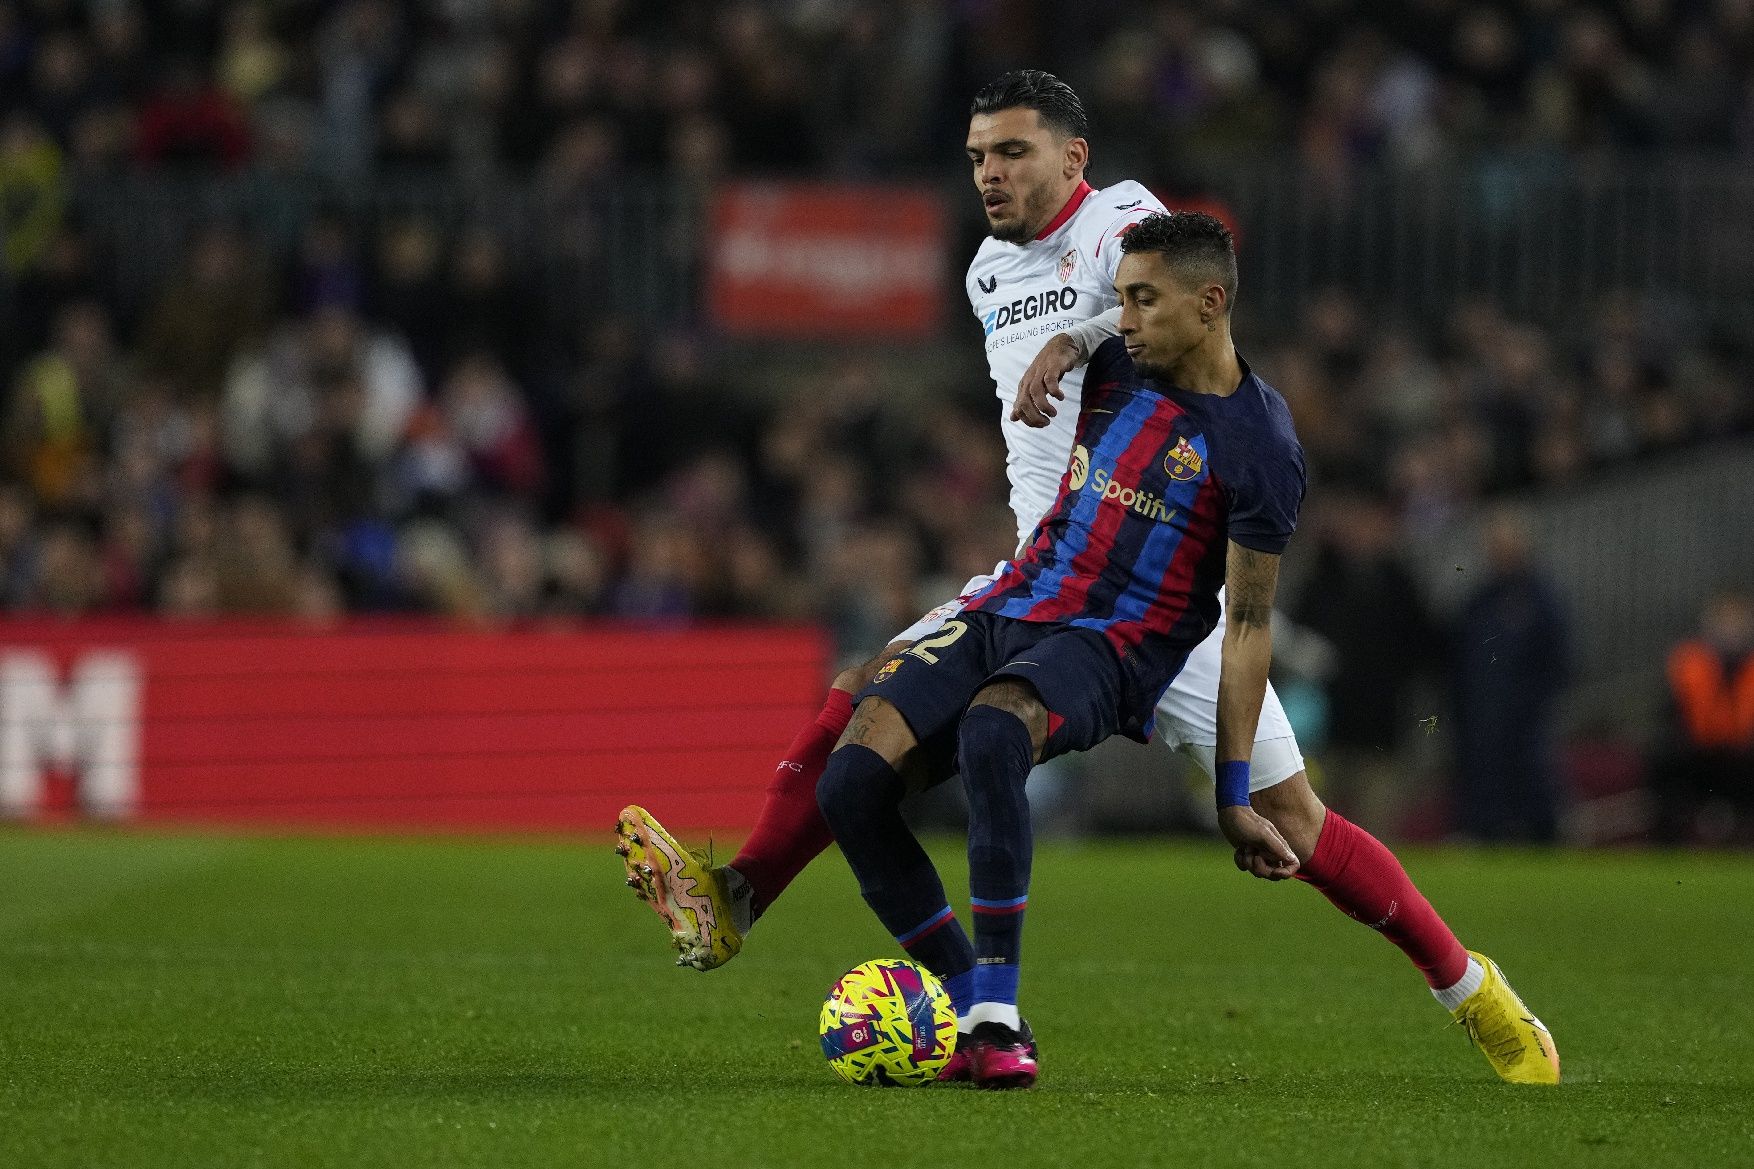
xmin=0 ymin=651 xmax=142 ymax=819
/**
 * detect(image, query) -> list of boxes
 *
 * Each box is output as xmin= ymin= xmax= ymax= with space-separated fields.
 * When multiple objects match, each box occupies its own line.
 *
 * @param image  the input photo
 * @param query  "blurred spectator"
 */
xmin=26 ymin=30 xmax=93 ymax=147
xmin=221 ymin=303 xmax=422 ymax=486
xmin=477 ymin=508 xmax=547 ymax=619
xmin=443 ymin=228 xmax=532 ymax=380
xmin=156 ymin=551 xmax=220 ymax=619
xmin=0 ymin=113 xmax=64 ymax=275
xmin=368 ymin=216 xmax=446 ymax=375
xmin=138 ymin=224 xmax=275 ymax=403
xmin=290 ymin=212 xmax=366 ymax=315
xmin=213 ymin=495 xmax=300 ymax=613
xmin=216 ymin=4 xmax=289 ymax=109
xmin=99 ymin=501 xmax=158 ymax=610
xmin=609 ymin=511 xmax=702 ymax=622
xmin=314 ymin=0 xmax=404 ymax=175
xmin=19 ymin=519 xmax=104 ymax=614
xmin=6 ymin=220 xmax=110 ymax=368
xmin=543 ymin=528 xmax=608 ymax=617
xmin=1450 ymin=507 xmax=1570 ymax=843
xmin=5 ymin=301 xmax=125 ymax=510
xmin=376 ymin=86 xmax=449 ymax=173
xmin=395 ymin=518 xmax=484 ymax=618
xmin=134 ymin=56 xmax=251 ymax=169
xmin=439 ymin=352 xmax=544 ymax=500
xmin=1652 ymin=590 xmax=1754 ymax=845
xmin=0 ymin=482 xmax=38 ymax=604
xmin=1292 ymin=490 xmax=1446 ymax=825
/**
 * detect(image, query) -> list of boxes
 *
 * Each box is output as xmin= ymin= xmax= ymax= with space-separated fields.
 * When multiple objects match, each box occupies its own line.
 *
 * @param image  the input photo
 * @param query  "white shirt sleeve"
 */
xmin=1061 ymin=306 xmax=1122 ymax=365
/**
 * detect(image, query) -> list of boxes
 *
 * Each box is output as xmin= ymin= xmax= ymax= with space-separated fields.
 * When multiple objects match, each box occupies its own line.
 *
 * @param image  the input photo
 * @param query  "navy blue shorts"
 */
xmin=854 ymin=611 xmax=1151 ymax=781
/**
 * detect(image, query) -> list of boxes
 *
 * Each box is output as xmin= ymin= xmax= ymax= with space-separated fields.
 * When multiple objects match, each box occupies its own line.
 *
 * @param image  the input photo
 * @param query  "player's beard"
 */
xmin=1130 ymin=355 xmax=1173 ymax=382
xmin=1129 ymin=345 xmax=1185 ymax=384
xmin=987 ymin=185 xmax=1056 ymax=243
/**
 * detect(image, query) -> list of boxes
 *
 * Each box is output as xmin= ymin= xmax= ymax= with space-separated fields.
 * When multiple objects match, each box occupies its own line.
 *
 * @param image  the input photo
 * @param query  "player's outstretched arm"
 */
xmin=1213 ymin=542 xmax=1300 ymax=880
xmin=1010 ymin=308 xmax=1122 ymax=427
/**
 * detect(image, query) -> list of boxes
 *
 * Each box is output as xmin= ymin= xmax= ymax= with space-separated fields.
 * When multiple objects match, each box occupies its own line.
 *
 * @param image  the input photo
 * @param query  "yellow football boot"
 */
xmin=1452 ymin=951 xmax=1560 ymax=1084
xmin=614 ymin=805 xmax=745 ymax=971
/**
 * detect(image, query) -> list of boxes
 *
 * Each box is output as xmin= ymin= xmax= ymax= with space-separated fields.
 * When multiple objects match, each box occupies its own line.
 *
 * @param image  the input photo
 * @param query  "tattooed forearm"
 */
xmin=1226 ymin=544 xmax=1281 ymax=629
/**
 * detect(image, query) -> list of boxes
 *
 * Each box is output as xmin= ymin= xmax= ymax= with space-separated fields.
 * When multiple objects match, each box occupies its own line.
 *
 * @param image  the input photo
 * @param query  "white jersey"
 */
xmin=965 ymin=179 xmax=1166 ymax=547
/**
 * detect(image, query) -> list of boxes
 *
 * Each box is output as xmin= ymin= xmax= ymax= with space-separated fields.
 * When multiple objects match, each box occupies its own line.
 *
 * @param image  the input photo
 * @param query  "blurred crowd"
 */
xmin=4 ymin=0 xmax=1754 ymax=187
xmin=0 ymin=207 xmax=1021 ymax=629
xmin=7 ymin=205 xmax=1752 ymax=638
xmin=0 ymin=0 xmax=1749 ymax=638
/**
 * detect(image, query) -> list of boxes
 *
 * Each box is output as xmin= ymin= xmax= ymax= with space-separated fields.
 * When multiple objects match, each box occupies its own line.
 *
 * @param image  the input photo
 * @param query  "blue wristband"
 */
xmin=1216 ymin=760 xmax=1251 ymax=809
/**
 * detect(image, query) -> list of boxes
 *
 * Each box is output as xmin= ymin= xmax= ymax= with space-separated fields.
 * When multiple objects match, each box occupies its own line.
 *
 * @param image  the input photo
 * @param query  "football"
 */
xmin=818 ymin=959 xmax=957 ymax=1086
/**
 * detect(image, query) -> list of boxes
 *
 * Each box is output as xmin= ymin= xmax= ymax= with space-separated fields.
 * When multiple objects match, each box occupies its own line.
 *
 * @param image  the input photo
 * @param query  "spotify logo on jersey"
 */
xmin=1068 ymin=444 xmax=1177 ymax=524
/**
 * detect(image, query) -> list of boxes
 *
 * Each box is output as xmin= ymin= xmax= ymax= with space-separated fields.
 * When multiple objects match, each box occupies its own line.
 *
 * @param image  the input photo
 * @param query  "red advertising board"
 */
xmin=707 ymin=182 xmax=948 ymax=338
xmin=0 ymin=619 xmax=828 ymax=833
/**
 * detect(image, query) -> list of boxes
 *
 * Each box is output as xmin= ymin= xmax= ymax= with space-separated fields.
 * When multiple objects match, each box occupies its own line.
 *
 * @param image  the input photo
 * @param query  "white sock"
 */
xmin=721 ymin=866 xmax=754 ymax=935
xmin=1432 ymin=955 xmax=1486 ymax=1012
xmin=965 ymin=1001 xmax=1021 ymax=1031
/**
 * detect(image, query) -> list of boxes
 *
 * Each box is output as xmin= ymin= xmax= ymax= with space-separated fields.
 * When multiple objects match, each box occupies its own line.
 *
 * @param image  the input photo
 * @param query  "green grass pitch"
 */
xmin=3 ymin=828 xmax=1752 ymax=1168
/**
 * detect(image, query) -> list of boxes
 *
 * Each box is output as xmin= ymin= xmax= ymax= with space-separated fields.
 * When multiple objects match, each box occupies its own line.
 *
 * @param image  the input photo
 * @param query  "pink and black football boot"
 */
xmin=969 ymin=1020 xmax=1039 ymax=1089
xmin=938 ymin=1019 xmax=1038 ymax=1085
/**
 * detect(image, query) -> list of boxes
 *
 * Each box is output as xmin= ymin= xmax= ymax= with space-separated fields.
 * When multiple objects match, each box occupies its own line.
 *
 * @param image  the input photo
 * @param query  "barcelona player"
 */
xmin=616 ymin=73 xmax=1558 ymax=1088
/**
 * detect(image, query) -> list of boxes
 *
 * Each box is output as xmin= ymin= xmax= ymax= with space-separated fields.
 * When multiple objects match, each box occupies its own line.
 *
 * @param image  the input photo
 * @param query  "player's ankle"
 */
xmin=1431 ymin=954 xmax=1486 ymax=1011
xmin=965 ymin=1001 xmax=1021 ymax=1031
xmin=721 ymin=866 xmax=755 ymax=935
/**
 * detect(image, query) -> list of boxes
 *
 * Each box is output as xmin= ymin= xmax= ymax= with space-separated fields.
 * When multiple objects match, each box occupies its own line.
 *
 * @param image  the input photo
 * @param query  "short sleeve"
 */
xmin=1225 ymin=435 xmax=1306 ymax=555
xmin=1093 ymin=207 xmax=1162 ymax=283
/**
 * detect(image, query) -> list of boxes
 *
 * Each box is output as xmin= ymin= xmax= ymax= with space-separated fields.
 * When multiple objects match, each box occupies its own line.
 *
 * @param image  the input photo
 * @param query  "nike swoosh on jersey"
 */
xmin=1114 ymin=200 xmax=1143 ymax=210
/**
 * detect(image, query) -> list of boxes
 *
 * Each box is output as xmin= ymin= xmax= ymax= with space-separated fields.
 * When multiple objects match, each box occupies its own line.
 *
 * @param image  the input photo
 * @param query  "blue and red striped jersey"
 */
xmin=965 ymin=336 xmax=1306 ymax=672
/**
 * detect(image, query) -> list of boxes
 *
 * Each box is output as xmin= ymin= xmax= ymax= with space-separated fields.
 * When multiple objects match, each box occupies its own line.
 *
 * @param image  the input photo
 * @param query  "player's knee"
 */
xmin=956 ymin=702 xmax=1036 ymax=785
xmin=815 ymin=743 xmax=905 ymax=831
xmin=966 ymin=679 xmax=1047 ymax=760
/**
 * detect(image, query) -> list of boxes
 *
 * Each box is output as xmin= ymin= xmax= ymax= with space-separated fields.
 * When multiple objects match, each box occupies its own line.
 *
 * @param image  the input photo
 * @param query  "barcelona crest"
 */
xmin=1165 ymin=436 xmax=1204 ymax=481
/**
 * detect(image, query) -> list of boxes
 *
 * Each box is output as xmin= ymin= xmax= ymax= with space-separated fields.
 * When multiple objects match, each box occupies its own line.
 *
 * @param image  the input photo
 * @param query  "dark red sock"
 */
xmin=1296 ymin=810 xmax=1469 ymax=989
xmin=729 ymin=688 xmax=853 ymax=919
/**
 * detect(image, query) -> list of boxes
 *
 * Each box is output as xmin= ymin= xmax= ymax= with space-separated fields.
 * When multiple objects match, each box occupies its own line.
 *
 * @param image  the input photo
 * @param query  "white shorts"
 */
xmin=890 ymin=571 xmax=1306 ymax=791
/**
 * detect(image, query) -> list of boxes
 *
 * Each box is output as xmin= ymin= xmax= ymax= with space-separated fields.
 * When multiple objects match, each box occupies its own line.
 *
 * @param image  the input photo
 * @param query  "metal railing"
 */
xmin=60 ymin=172 xmax=703 ymax=328
xmin=1213 ymin=156 xmax=1754 ymax=339
xmin=31 ymin=157 xmax=1754 ymax=342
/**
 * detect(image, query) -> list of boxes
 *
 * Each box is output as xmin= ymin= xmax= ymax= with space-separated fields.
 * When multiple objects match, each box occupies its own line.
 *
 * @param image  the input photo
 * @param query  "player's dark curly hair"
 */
xmin=1120 ymin=211 xmax=1239 ymax=311
xmin=970 ymin=69 xmax=1088 ymax=140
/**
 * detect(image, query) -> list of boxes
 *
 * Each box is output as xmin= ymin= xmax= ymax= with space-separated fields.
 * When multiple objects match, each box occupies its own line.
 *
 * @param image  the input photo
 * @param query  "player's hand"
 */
xmin=1010 ymin=332 xmax=1079 ymax=427
xmin=1216 ymin=805 xmax=1300 ymax=881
